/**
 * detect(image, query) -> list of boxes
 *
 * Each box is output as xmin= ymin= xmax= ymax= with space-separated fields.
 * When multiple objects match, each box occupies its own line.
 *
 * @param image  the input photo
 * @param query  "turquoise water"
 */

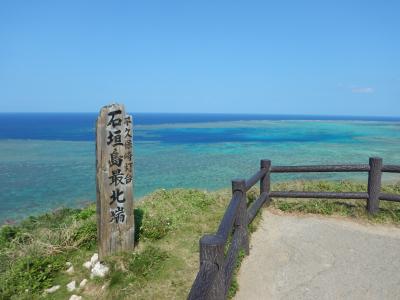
xmin=1 ymin=118 xmax=400 ymax=223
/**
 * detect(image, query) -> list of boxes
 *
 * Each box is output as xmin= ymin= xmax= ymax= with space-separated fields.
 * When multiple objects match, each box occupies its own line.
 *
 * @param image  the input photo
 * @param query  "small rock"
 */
xmin=66 ymin=280 xmax=76 ymax=292
xmin=83 ymin=261 xmax=92 ymax=269
xmin=69 ymin=295 xmax=82 ymax=300
xmin=79 ymin=278 xmax=88 ymax=288
xmin=90 ymin=253 xmax=99 ymax=266
xmin=66 ymin=261 xmax=72 ymax=267
xmin=66 ymin=266 xmax=74 ymax=274
xmin=101 ymin=284 xmax=106 ymax=290
xmin=44 ymin=285 xmax=60 ymax=293
xmin=91 ymin=262 xmax=109 ymax=278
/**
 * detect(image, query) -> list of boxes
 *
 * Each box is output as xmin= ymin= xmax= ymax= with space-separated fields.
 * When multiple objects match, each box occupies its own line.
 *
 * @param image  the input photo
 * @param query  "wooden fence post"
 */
xmin=232 ymin=179 xmax=249 ymax=255
xmin=200 ymin=234 xmax=225 ymax=300
xmin=260 ymin=159 xmax=271 ymax=194
xmin=367 ymin=157 xmax=383 ymax=214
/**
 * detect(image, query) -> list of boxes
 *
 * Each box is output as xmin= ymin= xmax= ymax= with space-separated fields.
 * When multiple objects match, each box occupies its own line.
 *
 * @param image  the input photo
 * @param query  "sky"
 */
xmin=0 ymin=0 xmax=399 ymax=115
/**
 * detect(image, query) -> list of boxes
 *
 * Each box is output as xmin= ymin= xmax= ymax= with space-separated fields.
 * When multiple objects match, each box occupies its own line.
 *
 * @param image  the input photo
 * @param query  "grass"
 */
xmin=270 ymin=180 xmax=400 ymax=224
xmin=0 ymin=189 xmax=232 ymax=300
xmin=0 ymin=207 xmax=98 ymax=299
xmin=227 ymin=250 xmax=246 ymax=299
xmin=0 ymin=181 xmax=399 ymax=299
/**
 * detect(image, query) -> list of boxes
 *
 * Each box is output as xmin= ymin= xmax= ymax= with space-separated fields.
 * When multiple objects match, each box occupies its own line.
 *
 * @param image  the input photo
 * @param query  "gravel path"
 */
xmin=234 ymin=210 xmax=400 ymax=300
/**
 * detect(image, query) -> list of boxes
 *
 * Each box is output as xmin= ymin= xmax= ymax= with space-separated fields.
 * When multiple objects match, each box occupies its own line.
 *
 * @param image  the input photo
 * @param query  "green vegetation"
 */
xmin=270 ymin=180 xmax=400 ymax=224
xmin=0 ymin=181 xmax=399 ymax=299
xmin=0 ymin=207 xmax=98 ymax=299
xmin=0 ymin=189 xmax=231 ymax=300
xmin=227 ymin=250 xmax=246 ymax=299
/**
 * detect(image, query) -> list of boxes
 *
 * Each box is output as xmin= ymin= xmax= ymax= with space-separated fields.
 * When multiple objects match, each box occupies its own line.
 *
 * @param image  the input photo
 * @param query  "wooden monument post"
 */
xmin=96 ymin=103 xmax=135 ymax=259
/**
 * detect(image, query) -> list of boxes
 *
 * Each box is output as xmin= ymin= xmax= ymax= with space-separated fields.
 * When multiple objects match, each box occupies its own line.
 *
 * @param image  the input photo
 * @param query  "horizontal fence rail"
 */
xmin=271 ymin=164 xmax=370 ymax=173
xmin=188 ymin=157 xmax=400 ymax=300
xmin=379 ymin=193 xmax=400 ymax=202
xmin=382 ymin=165 xmax=400 ymax=173
xmin=269 ymin=191 xmax=369 ymax=199
xmin=245 ymin=169 xmax=268 ymax=191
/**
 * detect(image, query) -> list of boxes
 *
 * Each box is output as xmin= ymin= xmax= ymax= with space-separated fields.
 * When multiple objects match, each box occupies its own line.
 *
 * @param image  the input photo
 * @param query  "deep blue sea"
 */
xmin=1 ymin=113 xmax=400 ymax=224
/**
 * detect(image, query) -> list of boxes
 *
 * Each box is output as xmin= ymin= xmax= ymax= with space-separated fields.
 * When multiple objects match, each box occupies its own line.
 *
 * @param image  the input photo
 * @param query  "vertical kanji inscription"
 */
xmin=96 ymin=103 xmax=134 ymax=259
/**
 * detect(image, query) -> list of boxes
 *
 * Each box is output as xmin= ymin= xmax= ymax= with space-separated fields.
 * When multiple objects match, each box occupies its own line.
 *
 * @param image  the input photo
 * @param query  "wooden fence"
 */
xmin=188 ymin=157 xmax=400 ymax=300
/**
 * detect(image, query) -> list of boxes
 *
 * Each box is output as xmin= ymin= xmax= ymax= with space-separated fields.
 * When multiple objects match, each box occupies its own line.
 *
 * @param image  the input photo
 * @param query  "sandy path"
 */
xmin=234 ymin=210 xmax=400 ymax=300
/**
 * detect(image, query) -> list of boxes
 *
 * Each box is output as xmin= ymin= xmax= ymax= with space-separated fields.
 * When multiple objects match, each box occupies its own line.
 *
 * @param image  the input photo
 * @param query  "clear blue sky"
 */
xmin=0 ymin=1 xmax=399 ymax=115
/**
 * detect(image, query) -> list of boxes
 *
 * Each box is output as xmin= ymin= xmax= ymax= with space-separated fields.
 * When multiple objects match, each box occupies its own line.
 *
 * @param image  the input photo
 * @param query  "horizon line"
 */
xmin=1 ymin=111 xmax=400 ymax=119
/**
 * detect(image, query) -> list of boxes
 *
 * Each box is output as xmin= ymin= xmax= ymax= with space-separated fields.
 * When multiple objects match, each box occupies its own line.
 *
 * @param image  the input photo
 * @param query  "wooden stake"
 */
xmin=96 ymin=103 xmax=135 ymax=259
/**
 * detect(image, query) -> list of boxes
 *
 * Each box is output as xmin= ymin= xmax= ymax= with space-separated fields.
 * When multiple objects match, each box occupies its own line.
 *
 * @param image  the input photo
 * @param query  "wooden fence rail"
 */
xmin=188 ymin=157 xmax=400 ymax=300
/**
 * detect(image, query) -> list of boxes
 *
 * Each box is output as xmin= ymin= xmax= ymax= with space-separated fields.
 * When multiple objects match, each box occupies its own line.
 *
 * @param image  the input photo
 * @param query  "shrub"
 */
xmin=141 ymin=214 xmax=172 ymax=240
xmin=74 ymin=206 xmax=96 ymax=220
xmin=0 ymin=255 xmax=65 ymax=298
xmin=127 ymin=246 xmax=168 ymax=279
xmin=73 ymin=219 xmax=97 ymax=249
xmin=0 ymin=225 xmax=20 ymax=245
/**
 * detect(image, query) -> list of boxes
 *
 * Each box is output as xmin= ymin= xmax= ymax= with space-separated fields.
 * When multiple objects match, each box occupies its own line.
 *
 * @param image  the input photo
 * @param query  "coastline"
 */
xmin=2 ymin=177 xmax=400 ymax=226
xmin=2 ymin=115 xmax=400 ymax=225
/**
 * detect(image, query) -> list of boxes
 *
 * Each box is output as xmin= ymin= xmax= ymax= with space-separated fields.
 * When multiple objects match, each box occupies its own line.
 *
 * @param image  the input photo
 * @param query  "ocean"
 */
xmin=1 ymin=113 xmax=400 ymax=224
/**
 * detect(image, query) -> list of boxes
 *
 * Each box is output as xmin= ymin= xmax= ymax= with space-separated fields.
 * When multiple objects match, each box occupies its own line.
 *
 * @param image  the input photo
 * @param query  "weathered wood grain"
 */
xmin=367 ymin=157 xmax=383 ymax=214
xmin=245 ymin=169 xmax=267 ymax=191
xmin=188 ymin=157 xmax=400 ymax=299
xmin=223 ymin=229 xmax=242 ymax=296
xmin=188 ymin=235 xmax=225 ymax=300
xmin=216 ymin=192 xmax=241 ymax=243
xmin=96 ymin=103 xmax=135 ymax=260
xmin=247 ymin=192 xmax=269 ymax=224
xmin=271 ymin=164 xmax=370 ymax=173
xmin=260 ymin=159 xmax=271 ymax=194
xmin=232 ymin=179 xmax=249 ymax=255
xmin=382 ymin=165 xmax=400 ymax=173
xmin=270 ymin=191 xmax=368 ymax=199
xmin=379 ymin=193 xmax=400 ymax=202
